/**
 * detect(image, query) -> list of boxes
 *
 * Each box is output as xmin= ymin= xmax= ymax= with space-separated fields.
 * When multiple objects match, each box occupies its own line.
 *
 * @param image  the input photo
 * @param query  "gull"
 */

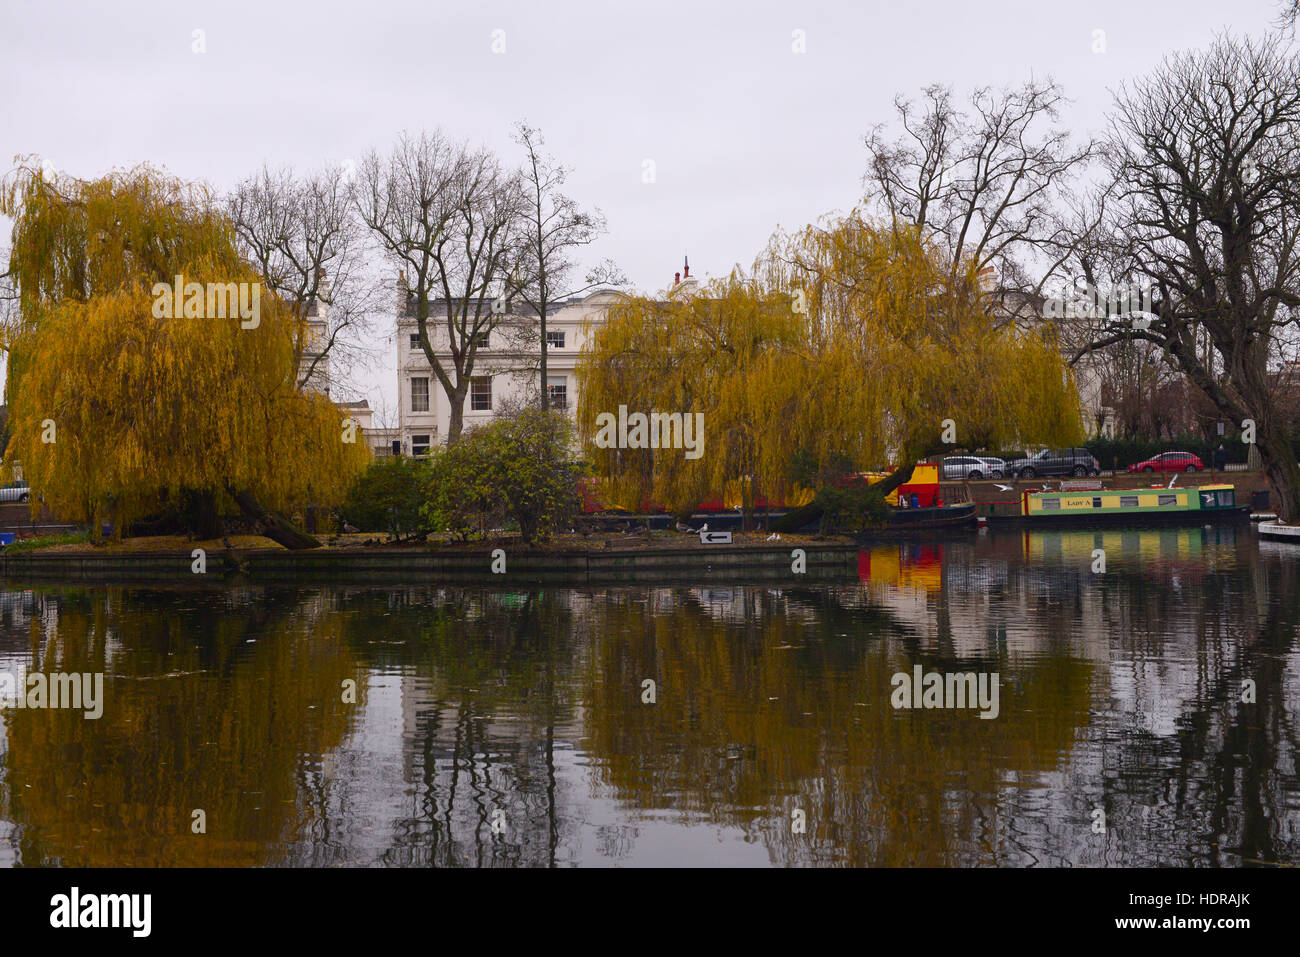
xmin=1167 ymin=474 xmax=1178 ymax=488
xmin=994 ymin=484 xmax=1013 ymax=492
xmin=766 ymin=532 xmax=781 ymax=541
xmin=699 ymin=523 xmax=708 ymax=532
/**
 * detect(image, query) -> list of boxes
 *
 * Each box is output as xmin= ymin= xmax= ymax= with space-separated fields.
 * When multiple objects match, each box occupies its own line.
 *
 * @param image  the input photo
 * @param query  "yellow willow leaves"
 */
xmin=577 ymin=214 xmax=1083 ymax=507
xmin=5 ymin=274 xmax=368 ymax=531
xmin=1 ymin=164 xmax=369 ymax=530
xmin=1 ymin=162 xmax=229 ymax=312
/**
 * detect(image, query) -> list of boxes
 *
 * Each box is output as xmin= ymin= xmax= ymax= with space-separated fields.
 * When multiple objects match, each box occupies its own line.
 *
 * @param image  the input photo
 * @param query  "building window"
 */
xmin=546 ymin=331 xmax=565 ymax=350
xmin=411 ymin=377 xmax=429 ymax=413
xmin=473 ymin=332 xmax=490 ymax=349
xmin=409 ymin=333 xmax=421 ymax=349
xmin=412 ymin=435 xmax=431 ymax=456
xmin=547 ymin=376 xmax=567 ymax=410
xmin=471 ymin=377 xmax=492 ymax=411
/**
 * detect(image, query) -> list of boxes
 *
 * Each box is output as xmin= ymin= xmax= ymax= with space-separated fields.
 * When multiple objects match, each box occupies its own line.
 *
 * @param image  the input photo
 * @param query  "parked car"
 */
xmin=0 ymin=481 xmax=30 ymax=503
xmin=1128 ymin=451 xmax=1204 ymax=474
xmin=1004 ymin=448 xmax=1101 ymax=479
xmin=940 ymin=455 xmax=1006 ymax=480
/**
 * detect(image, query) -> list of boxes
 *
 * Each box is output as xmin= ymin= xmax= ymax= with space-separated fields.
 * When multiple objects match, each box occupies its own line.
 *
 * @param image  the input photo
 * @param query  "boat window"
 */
xmin=1218 ymin=490 xmax=1234 ymax=506
xmin=1120 ymin=496 xmax=1139 ymax=508
xmin=1092 ymin=497 xmax=1103 ymax=508
xmin=1041 ymin=498 xmax=1061 ymax=510
xmin=1158 ymin=494 xmax=1178 ymax=506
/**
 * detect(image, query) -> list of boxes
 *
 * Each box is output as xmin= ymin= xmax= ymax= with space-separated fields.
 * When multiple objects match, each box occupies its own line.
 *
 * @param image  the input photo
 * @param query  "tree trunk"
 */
xmin=447 ymin=389 xmax=466 ymax=445
xmin=1256 ymin=422 xmax=1300 ymax=523
xmin=775 ymin=500 xmax=823 ymax=534
xmin=192 ymin=489 xmax=223 ymax=540
xmin=539 ymin=306 xmax=549 ymax=409
xmin=227 ymin=486 xmax=321 ymax=549
xmin=773 ymin=461 xmax=922 ymax=534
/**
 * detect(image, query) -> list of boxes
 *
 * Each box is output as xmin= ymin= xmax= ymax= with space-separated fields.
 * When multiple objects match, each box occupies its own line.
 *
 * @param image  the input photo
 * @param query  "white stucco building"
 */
xmin=300 ymin=276 xmax=403 ymax=458
xmin=394 ymin=270 xmax=673 ymax=453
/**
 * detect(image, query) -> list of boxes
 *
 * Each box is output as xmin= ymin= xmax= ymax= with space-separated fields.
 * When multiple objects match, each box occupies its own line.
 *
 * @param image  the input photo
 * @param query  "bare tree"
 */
xmin=863 ymin=79 xmax=1098 ymax=321
xmin=1078 ymin=34 xmax=1300 ymax=518
xmin=356 ymin=131 xmax=526 ymax=443
xmin=503 ymin=123 xmax=624 ymax=408
xmin=227 ymin=163 xmax=378 ymax=393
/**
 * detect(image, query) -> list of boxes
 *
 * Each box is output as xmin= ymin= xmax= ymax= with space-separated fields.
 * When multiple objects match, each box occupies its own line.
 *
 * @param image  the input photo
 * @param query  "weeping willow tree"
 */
xmin=577 ymin=214 xmax=1083 ymax=529
xmin=0 ymin=161 xmax=369 ymax=546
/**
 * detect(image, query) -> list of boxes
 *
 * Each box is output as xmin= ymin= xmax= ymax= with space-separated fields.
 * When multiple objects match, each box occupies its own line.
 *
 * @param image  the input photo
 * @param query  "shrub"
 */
xmin=339 ymin=456 xmax=431 ymax=537
xmin=424 ymin=432 xmax=503 ymax=542
xmin=815 ymin=479 xmax=889 ymax=533
xmin=424 ymin=406 xmax=583 ymax=546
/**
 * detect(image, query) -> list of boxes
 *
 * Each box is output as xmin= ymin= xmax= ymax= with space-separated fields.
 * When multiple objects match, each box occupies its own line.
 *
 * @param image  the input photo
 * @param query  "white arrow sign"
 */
xmin=700 ymin=531 xmax=732 ymax=544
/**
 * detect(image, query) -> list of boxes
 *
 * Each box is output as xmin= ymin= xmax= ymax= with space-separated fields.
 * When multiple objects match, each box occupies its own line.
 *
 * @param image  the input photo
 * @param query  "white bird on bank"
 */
xmin=766 ymin=532 xmax=781 ymax=541
xmin=699 ymin=523 xmax=708 ymax=532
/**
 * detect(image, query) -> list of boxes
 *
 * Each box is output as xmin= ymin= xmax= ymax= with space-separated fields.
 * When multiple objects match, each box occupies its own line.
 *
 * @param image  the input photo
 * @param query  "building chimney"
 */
xmin=674 ymin=271 xmax=681 ymax=285
xmin=683 ymin=256 xmax=690 ymax=279
xmin=397 ymin=270 xmax=409 ymax=315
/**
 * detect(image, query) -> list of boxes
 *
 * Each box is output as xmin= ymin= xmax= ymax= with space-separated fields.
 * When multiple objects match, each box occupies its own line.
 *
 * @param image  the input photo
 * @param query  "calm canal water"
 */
xmin=1 ymin=525 xmax=1297 ymax=867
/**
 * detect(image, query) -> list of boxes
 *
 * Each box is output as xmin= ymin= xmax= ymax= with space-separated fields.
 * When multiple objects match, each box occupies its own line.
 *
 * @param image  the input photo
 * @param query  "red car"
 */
xmin=1128 ymin=451 xmax=1205 ymax=474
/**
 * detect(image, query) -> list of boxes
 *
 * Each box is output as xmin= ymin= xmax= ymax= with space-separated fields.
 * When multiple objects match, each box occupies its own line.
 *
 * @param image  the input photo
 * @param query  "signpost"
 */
xmin=700 ymin=531 xmax=732 ymax=544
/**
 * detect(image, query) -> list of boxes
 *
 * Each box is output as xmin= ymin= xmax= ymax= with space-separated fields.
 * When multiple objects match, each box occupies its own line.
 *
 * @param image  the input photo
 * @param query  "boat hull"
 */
xmin=992 ymin=506 xmax=1251 ymax=529
xmin=853 ymin=503 xmax=978 ymax=539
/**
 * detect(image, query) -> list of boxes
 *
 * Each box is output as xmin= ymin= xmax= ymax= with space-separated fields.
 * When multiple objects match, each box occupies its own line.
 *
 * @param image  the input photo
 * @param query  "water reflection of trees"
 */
xmin=0 ymin=586 xmax=362 ymax=866
xmin=323 ymin=588 xmax=588 ymax=867
xmin=579 ymin=586 xmax=1095 ymax=865
xmin=2 ymin=534 xmax=1297 ymax=867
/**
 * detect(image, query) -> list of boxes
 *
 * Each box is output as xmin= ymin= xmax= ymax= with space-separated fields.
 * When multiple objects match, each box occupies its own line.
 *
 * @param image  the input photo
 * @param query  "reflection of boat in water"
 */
xmin=1020 ymin=526 xmax=1226 ymax=567
xmin=1012 ymin=484 xmax=1249 ymax=527
xmin=857 ymin=542 xmax=944 ymax=590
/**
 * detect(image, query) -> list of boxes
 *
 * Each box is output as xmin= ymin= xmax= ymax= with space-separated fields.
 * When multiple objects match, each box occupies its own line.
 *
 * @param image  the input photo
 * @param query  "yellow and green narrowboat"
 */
xmin=1020 ymin=484 xmax=1248 ymax=526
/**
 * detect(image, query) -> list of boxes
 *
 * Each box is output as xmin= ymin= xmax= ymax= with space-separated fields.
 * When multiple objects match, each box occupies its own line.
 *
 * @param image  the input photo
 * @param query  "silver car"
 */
xmin=0 ymin=482 xmax=31 ymax=503
xmin=940 ymin=456 xmax=1006 ymax=480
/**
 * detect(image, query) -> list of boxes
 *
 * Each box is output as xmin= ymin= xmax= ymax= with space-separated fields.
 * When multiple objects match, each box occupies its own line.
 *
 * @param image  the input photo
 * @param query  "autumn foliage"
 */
xmin=1 ymin=163 xmax=368 ymax=541
xmin=577 ymin=215 xmax=1083 ymax=518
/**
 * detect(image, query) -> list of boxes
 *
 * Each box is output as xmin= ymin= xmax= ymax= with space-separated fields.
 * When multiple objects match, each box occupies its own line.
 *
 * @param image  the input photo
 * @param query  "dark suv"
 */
xmin=1005 ymin=447 xmax=1101 ymax=479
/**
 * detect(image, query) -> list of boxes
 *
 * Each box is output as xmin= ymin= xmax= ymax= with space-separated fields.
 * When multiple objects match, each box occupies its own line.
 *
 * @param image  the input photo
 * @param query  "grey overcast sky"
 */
xmin=0 ymin=0 xmax=1289 ymax=413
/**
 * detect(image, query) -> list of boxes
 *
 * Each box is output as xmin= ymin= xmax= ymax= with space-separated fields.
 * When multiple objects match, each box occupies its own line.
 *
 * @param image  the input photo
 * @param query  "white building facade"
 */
xmin=394 ymin=276 xmax=636 ymax=454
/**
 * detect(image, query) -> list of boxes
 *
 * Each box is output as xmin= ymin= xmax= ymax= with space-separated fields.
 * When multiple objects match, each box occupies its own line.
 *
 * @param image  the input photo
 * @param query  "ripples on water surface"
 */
xmin=1 ymin=525 xmax=1297 ymax=867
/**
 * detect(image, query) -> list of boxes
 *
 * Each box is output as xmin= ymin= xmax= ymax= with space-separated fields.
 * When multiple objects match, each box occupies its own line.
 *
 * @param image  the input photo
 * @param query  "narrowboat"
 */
xmin=883 ymin=501 xmax=978 ymax=531
xmin=1019 ymin=483 xmax=1249 ymax=526
xmin=878 ymin=463 xmax=978 ymax=534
